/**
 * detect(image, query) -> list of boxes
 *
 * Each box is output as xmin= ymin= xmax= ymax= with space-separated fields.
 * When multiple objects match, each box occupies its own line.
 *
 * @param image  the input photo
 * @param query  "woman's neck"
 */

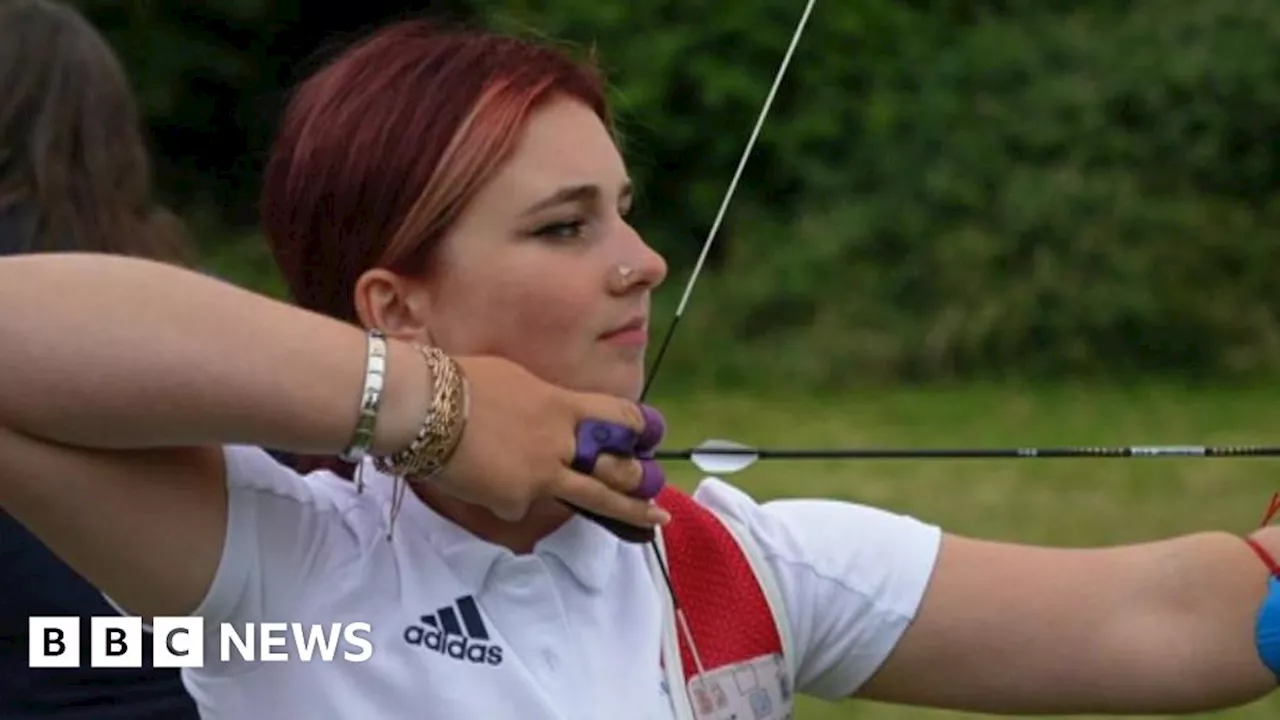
xmin=410 ymin=483 xmax=573 ymax=554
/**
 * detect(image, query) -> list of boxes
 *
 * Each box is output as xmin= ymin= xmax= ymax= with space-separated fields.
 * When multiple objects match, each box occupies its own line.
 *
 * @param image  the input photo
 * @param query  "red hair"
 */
xmin=262 ymin=19 xmax=610 ymax=324
xmin=260 ymin=20 xmax=611 ymax=475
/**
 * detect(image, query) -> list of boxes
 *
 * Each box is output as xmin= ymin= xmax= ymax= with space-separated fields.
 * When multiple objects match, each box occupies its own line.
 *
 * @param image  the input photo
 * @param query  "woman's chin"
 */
xmin=526 ymin=359 xmax=646 ymax=402
xmin=609 ymin=371 xmax=647 ymax=402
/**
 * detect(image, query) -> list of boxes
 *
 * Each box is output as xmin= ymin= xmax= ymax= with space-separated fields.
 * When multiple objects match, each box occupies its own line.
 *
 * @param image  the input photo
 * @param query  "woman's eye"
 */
xmin=533 ymin=219 xmax=586 ymax=239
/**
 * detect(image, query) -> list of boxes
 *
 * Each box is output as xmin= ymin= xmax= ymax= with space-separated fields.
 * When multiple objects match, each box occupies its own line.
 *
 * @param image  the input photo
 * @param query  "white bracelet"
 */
xmin=339 ymin=329 xmax=387 ymax=463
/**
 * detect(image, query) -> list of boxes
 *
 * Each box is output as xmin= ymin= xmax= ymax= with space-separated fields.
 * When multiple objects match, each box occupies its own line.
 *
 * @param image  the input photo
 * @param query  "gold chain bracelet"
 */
xmin=373 ymin=345 xmax=468 ymax=480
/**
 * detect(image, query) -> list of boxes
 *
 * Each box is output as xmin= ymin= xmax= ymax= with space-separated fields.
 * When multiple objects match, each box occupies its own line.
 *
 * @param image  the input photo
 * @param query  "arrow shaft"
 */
xmin=656 ymin=445 xmax=1280 ymax=460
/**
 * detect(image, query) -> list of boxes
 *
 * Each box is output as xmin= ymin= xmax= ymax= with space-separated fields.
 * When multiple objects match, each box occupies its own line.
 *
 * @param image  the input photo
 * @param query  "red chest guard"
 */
xmin=653 ymin=486 xmax=795 ymax=720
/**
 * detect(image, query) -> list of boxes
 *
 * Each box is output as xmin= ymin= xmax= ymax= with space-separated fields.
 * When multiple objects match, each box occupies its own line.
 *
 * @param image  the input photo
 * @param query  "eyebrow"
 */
xmin=520 ymin=181 xmax=634 ymax=217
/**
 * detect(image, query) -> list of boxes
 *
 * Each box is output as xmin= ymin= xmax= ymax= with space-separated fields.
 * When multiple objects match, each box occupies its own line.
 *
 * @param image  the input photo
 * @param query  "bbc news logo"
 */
xmin=28 ymin=617 xmax=374 ymax=668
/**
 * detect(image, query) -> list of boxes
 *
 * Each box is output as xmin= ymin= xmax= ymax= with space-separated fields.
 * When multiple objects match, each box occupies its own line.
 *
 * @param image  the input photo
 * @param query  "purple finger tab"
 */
xmin=631 ymin=458 xmax=666 ymax=500
xmin=572 ymin=419 xmax=639 ymax=474
xmin=637 ymin=404 xmax=666 ymax=451
xmin=569 ymin=419 xmax=659 ymax=542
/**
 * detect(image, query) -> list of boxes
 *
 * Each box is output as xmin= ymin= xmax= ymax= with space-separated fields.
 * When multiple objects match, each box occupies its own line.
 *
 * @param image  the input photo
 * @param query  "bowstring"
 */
xmin=636 ymin=1 xmax=817 ymax=714
xmin=640 ymin=0 xmax=817 ymax=402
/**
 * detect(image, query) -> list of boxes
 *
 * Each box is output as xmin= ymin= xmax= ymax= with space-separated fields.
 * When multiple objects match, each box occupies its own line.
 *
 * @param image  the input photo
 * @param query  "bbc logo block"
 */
xmin=28 ymin=615 xmax=203 ymax=669
xmin=28 ymin=617 xmax=80 ymax=668
xmin=152 ymin=617 xmax=205 ymax=668
xmin=90 ymin=616 xmax=143 ymax=667
xmin=29 ymin=616 xmax=373 ymax=667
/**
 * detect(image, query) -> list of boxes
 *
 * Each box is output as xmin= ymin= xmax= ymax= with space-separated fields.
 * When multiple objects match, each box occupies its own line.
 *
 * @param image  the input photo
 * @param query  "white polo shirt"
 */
xmin=177 ymin=446 xmax=941 ymax=719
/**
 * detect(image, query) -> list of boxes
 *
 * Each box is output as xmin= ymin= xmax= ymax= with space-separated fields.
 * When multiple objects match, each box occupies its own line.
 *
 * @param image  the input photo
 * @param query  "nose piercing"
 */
xmin=616 ymin=265 xmax=635 ymax=281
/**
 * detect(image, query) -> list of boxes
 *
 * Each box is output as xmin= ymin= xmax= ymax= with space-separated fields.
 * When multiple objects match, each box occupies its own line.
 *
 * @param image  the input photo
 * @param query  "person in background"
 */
xmin=0 ymin=1 xmax=199 ymax=717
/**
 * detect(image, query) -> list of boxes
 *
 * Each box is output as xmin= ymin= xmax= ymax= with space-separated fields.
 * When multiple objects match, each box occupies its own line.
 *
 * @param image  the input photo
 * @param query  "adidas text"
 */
xmin=405 ymin=596 xmax=503 ymax=666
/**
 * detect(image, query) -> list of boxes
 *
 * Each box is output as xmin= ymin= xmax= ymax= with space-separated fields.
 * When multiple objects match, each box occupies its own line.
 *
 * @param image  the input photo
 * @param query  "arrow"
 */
xmin=659 ymin=439 xmax=1280 ymax=475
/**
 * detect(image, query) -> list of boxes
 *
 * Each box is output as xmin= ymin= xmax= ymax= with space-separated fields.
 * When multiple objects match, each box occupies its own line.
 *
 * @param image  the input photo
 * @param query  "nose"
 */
xmin=624 ymin=225 xmax=668 ymax=290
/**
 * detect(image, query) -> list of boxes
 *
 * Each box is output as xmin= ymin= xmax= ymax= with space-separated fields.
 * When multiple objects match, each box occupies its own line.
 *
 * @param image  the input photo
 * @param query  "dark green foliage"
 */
xmin=491 ymin=0 xmax=1280 ymax=387
xmin=74 ymin=0 xmax=1280 ymax=387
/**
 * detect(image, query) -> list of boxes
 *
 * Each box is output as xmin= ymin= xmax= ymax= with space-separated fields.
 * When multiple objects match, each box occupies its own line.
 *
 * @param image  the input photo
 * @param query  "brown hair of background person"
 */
xmin=0 ymin=1 xmax=199 ymax=718
xmin=0 ymin=0 xmax=193 ymax=265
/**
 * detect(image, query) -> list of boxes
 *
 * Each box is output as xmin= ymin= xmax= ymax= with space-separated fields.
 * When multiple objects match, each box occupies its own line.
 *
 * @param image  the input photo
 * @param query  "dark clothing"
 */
xmin=0 ymin=205 xmax=200 ymax=718
xmin=0 ymin=514 xmax=200 ymax=719
xmin=0 ymin=203 xmax=35 ymax=254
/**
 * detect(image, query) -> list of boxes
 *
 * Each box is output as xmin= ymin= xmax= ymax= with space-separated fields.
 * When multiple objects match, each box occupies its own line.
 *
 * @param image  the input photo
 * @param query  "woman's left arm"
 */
xmin=855 ymin=525 xmax=1280 ymax=714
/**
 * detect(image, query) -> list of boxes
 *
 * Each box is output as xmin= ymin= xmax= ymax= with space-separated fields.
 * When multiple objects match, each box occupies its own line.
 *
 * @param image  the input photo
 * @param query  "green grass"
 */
xmin=646 ymin=383 xmax=1280 ymax=720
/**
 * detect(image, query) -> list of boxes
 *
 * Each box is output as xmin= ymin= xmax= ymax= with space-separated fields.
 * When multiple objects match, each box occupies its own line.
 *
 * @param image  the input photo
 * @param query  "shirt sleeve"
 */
xmin=692 ymin=477 xmax=942 ymax=700
xmin=192 ymin=445 xmax=366 ymax=628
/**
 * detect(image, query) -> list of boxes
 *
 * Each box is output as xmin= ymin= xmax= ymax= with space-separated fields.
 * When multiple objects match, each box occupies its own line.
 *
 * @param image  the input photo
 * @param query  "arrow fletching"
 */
xmin=689 ymin=438 xmax=760 ymax=474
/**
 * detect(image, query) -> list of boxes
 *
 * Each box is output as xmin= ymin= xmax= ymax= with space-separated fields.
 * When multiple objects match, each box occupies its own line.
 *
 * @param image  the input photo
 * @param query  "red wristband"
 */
xmin=1246 ymin=537 xmax=1280 ymax=578
xmin=1248 ymin=491 xmax=1280 ymax=577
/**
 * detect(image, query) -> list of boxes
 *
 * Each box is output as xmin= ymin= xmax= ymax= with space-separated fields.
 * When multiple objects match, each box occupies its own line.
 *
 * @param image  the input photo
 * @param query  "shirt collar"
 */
xmin=360 ymin=463 xmax=623 ymax=594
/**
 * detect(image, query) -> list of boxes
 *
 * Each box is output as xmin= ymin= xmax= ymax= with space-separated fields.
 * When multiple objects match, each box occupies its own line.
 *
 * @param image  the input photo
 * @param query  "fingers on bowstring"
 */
xmin=568 ymin=395 xmax=667 ymax=460
xmin=565 ymin=390 xmax=666 ymax=467
xmin=554 ymin=466 xmax=670 ymax=529
xmin=562 ymin=393 xmax=668 ymax=525
xmin=569 ymin=391 xmax=660 ymax=438
xmin=636 ymin=457 xmax=666 ymax=500
xmin=636 ymin=405 xmax=666 ymax=451
xmin=591 ymin=454 xmax=667 ymax=500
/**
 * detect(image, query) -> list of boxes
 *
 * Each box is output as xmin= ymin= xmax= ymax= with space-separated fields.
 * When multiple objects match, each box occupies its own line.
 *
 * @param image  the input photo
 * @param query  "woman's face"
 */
xmin=413 ymin=96 xmax=668 ymax=400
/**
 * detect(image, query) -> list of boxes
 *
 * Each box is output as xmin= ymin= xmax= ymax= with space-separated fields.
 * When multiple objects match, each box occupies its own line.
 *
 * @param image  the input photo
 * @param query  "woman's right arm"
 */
xmin=0 ymin=253 xmax=657 ymax=619
xmin=0 ymin=253 xmax=436 ymax=619
xmin=0 ymin=253 xmax=428 ymax=454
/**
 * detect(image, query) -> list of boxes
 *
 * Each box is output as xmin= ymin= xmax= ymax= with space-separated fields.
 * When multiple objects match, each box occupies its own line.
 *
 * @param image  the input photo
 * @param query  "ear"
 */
xmin=352 ymin=267 xmax=433 ymax=342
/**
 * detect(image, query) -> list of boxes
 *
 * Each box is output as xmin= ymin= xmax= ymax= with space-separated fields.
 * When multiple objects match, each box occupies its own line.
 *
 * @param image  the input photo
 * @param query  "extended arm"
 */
xmin=857 ymin=525 xmax=1280 ymax=713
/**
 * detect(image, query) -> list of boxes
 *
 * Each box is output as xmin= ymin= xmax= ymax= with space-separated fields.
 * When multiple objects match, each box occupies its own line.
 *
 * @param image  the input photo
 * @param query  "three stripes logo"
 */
xmin=403 ymin=595 xmax=503 ymax=666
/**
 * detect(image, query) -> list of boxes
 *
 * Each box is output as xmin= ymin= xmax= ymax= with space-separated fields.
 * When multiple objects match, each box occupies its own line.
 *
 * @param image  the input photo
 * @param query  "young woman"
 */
xmin=0 ymin=18 xmax=1277 ymax=720
xmin=0 ymin=1 xmax=199 ymax=717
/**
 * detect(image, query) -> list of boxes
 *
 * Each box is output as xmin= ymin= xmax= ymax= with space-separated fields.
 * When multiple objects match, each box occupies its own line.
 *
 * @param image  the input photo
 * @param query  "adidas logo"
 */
xmin=403 ymin=595 xmax=504 ymax=666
